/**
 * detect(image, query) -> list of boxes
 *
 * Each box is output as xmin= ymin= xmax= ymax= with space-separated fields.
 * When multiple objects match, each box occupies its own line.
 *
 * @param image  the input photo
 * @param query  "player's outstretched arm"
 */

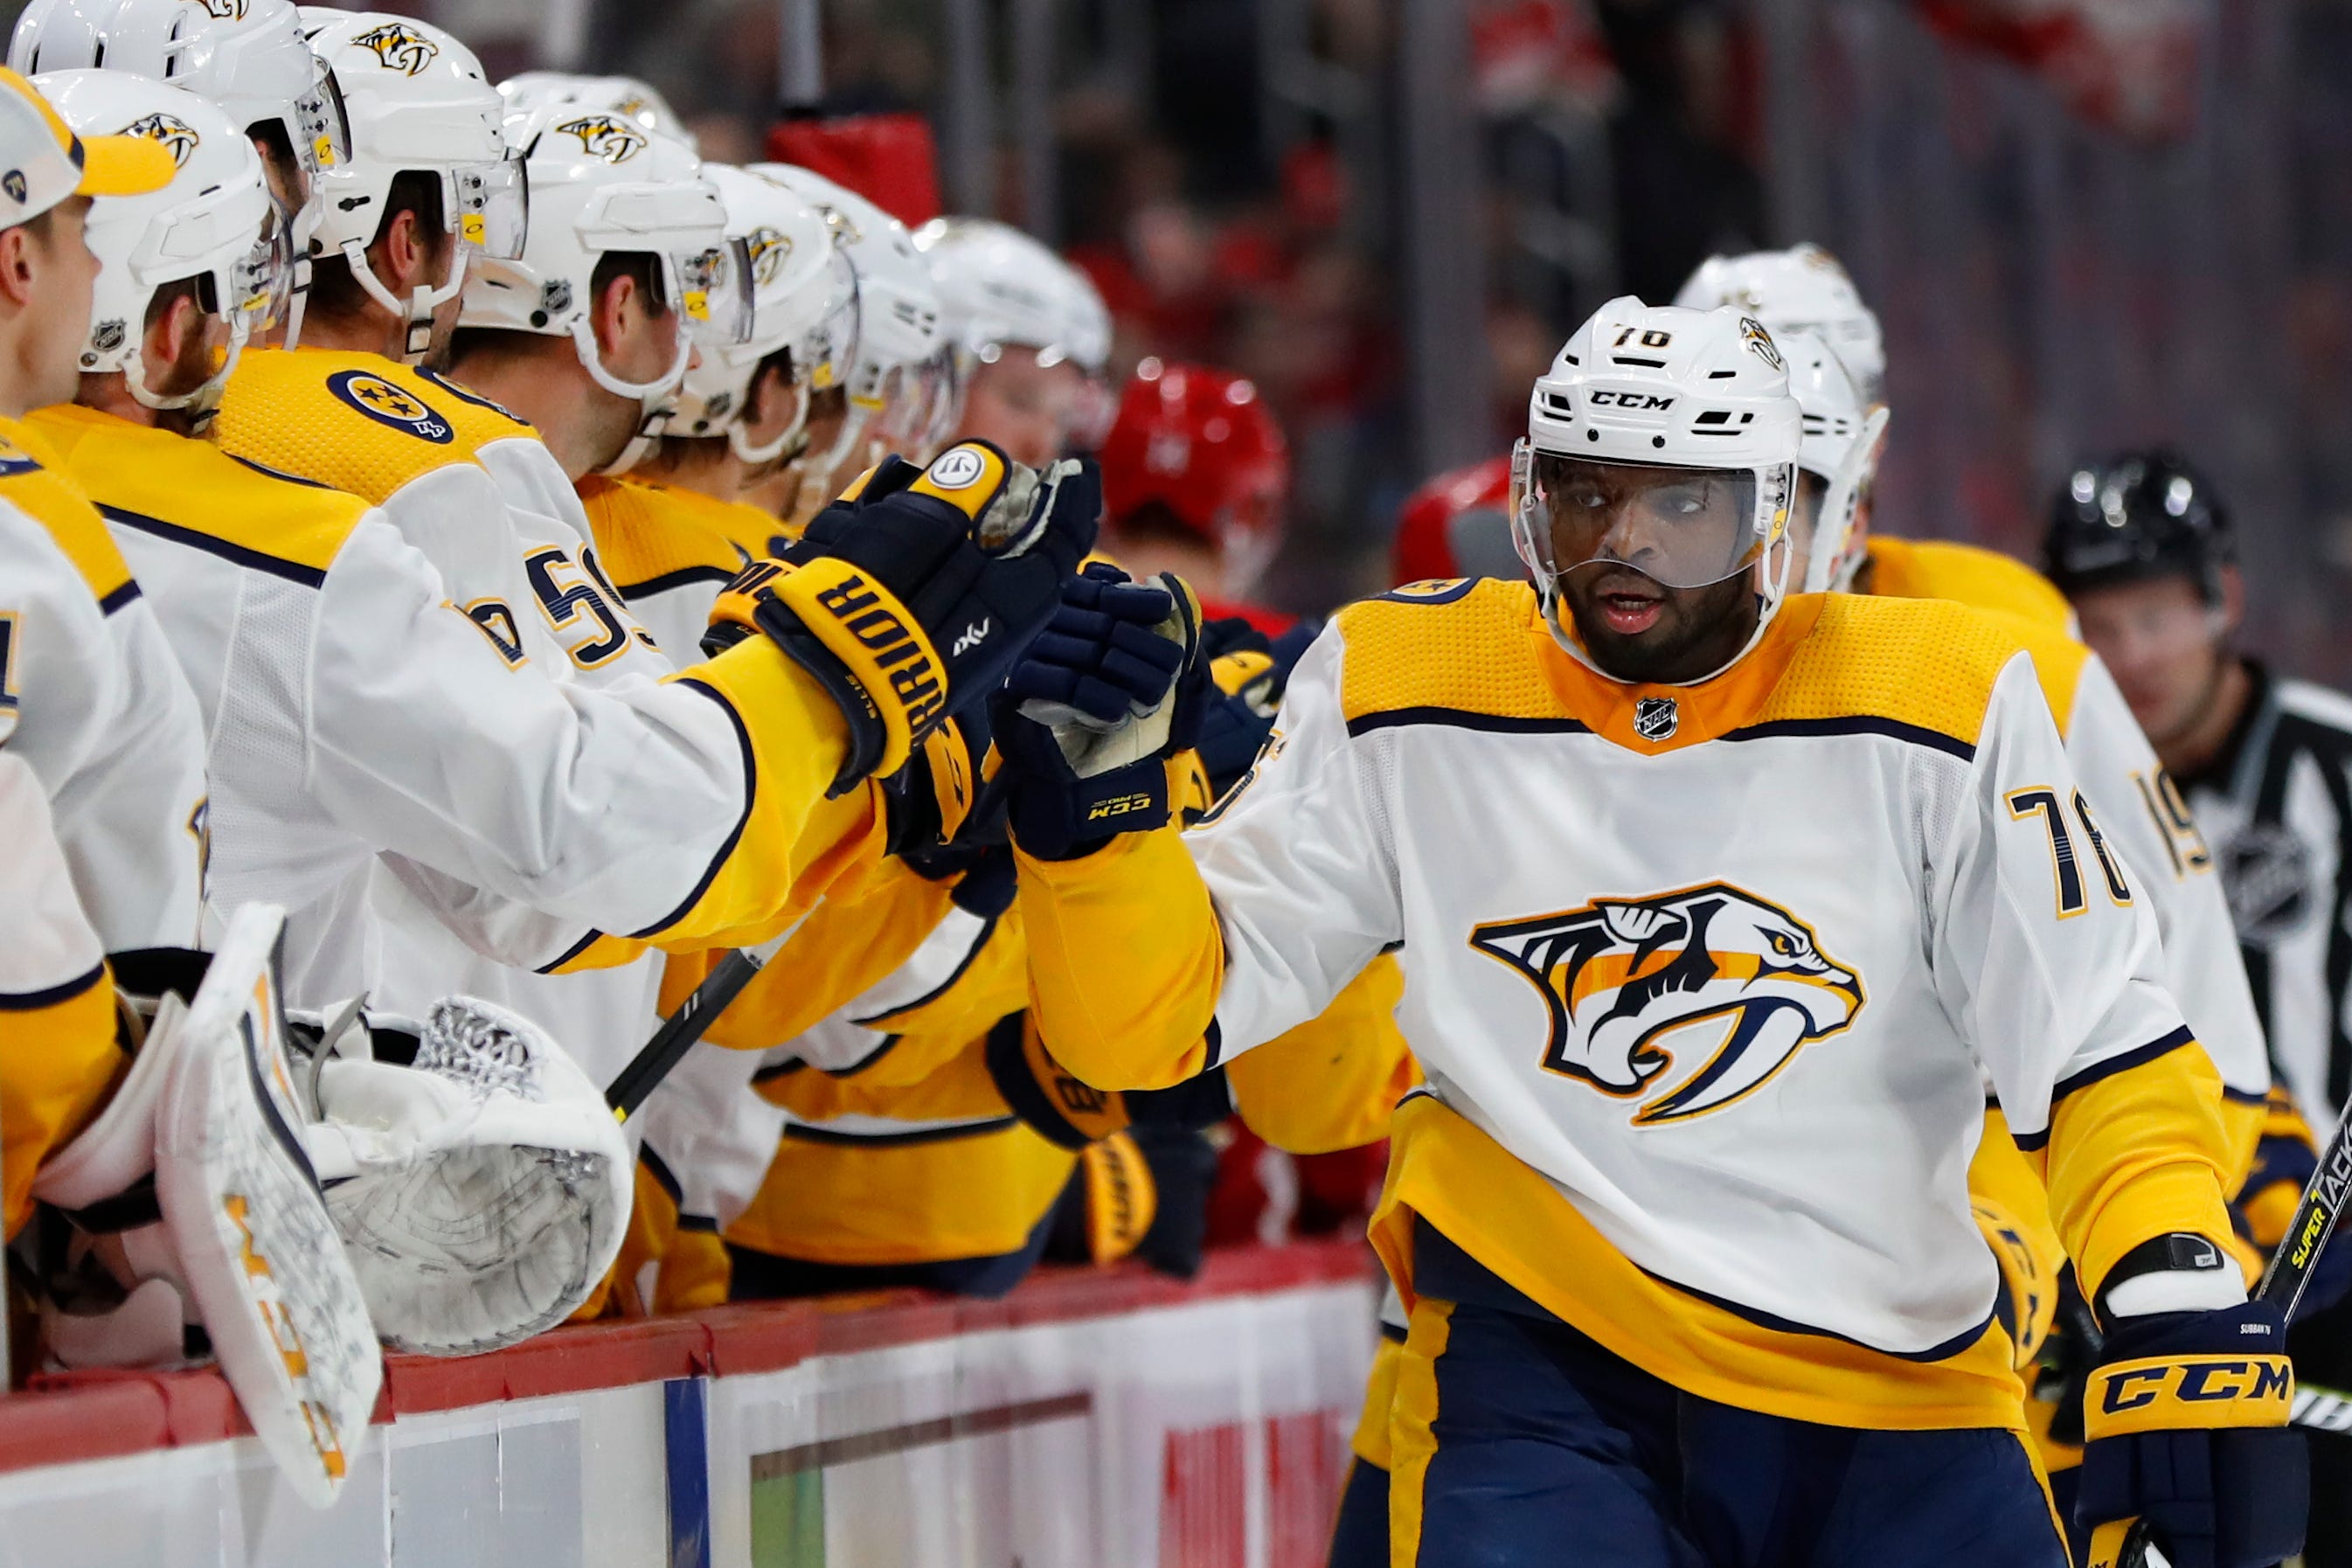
xmin=1942 ymin=655 xmax=2300 ymax=1568
xmin=1005 ymin=586 xmax=1403 ymax=1091
xmin=305 ymin=443 xmax=1092 ymax=962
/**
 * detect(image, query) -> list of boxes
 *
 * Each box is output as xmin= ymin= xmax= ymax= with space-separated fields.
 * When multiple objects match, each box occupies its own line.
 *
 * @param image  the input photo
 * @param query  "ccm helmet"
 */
xmin=1780 ymin=330 xmax=1889 ymax=593
xmin=1512 ymin=298 xmax=1802 ymax=681
xmin=753 ymin=162 xmax=945 ymax=471
xmin=304 ymin=12 xmax=522 ymax=361
xmin=1675 ymin=244 xmax=1885 ymax=405
xmin=40 ymin=69 xmax=291 ymax=415
xmin=461 ymin=104 xmax=744 ymax=435
xmin=664 ymin=163 xmax=854 ymax=466
xmin=2043 ymin=449 xmax=2233 ymax=604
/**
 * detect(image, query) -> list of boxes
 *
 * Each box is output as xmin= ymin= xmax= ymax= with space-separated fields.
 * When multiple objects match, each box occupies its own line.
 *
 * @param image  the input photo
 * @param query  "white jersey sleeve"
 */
xmin=2063 ymin=654 xmax=2268 ymax=1103
xmin=1933 ymin=655 xmax=2197 ymax=1138
xmin=1185 ymin=623 xmax=1404 ymax=1055
xmin=0 ymin=497 xmax=205 ymax=951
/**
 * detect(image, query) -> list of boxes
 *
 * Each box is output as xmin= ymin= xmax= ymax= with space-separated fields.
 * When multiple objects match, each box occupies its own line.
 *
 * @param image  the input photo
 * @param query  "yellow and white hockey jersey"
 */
xmin=0 ymin=417 xmax=206 ymax=952
xmin=580 ymin=475 xmax=777 ymax=660
xmin=1020 ymin=580 xmax=2239 ymax=1431
xmin=0 ymin=751 xmax=123 ymax=1238
xmin=192 ymin=350 xmax=886 ymax=1073
xmin=1862 ymin=534 xmax=2075 ymax=635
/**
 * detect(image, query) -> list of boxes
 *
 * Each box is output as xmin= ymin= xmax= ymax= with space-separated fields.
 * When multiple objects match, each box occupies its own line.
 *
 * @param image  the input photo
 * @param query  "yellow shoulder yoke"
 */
xmin=211 ymin=348 xmax=536 ymax=507
xmin=1868 ymin=535 xmax=2073 ymax=635
xmin=0 ymin=414 xmax=134 ymax=608
xmin=583 ymin=478 xmax=753 ymax=594
xmin=1757 ymin=593 xmax=2029 ymax=751
xmin=1336 ymin=578 xmax=1558 ymax=726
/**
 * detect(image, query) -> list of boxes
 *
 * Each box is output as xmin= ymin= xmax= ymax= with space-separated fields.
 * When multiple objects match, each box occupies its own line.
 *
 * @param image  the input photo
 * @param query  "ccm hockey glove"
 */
xmin=982 ymin=1011 xmax=1232 ymax=1150
xmin=706 ymin=441 xmax=1099 ymax=794
xmin=995 ymin=563 xmax=1207 ymax=857
xmin=2076 ymin=1279 xmax=2305 ymax=1568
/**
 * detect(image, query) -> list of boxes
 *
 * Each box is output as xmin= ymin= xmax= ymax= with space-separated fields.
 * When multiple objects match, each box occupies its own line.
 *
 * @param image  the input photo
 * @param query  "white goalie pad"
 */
xmin=34 ymin=903 xmax=384 ymax=1509
xmin=301 ymin=996 xmax=631 ymax=1356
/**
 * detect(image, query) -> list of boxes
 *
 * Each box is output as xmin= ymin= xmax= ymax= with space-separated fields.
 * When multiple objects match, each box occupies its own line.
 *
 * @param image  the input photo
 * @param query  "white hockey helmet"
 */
xmin=752 ymin=161 xmax=944 ymax=468
xmin=41 ymin=69 xmax=291 ymax=415
xmin=1673 ymin=244 xmax=1885 ymax=405
xmin=913 ymin=215 xmax=1109 ymax=375
xmin=1780 ymin=329 xmax=1889 ymax=593
xmin=463 ymin=103 xmax=746 ymax=427
xmin=301 ymin=13 xmax=521 ymax=362
xmin=1512 ymin=297 xmax=1802 ymax=681
xmin=10 ymin=0 xmax=347 ymax=342
xmin=659 ymin=163 xmax=852 ymax=466
xmin=498 ymin=71 xmax=693 ymax=152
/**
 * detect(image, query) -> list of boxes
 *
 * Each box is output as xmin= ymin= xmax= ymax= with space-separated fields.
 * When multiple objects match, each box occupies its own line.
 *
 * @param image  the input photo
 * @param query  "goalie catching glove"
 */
xmin=706 ymin=441 xmax=1100 ymax=794
xmin=32 ymin=905 xmax=381 ymax=1509
xmin=289 ymin=995 xmax=631 ymax=1357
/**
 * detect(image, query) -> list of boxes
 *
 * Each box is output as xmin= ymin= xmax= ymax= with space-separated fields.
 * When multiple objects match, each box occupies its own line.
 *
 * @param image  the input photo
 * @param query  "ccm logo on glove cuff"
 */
xmin=2081 ymin=1354 xmax=2293 ymax=1438
xmin=773 ymin=556 xmax=947 ymax=772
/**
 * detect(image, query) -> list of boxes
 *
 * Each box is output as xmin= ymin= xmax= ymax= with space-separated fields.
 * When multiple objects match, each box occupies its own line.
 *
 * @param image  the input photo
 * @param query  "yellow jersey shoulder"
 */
xmin=581 ymin=478 xmax=751 ymax=595
xmin=0 ymin=415 xmax=135 ymax=609
xmin=212 ymin=348 xmax=538 ymax=507
xmin=28 ymin=405 xmax=370 ymax=580
xmin=1334 ymin=577 xmax=1560 ymax=725
xmin=1865 ymin=535 xmax=2073 ymax=635
xmin=1761 ymin=593 xmax=2035 ymax=750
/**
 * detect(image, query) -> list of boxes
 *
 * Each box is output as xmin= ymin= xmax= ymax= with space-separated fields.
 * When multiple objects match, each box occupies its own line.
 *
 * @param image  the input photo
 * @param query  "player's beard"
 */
xmin=1561 ymin=564 xmax=1760 ymax=685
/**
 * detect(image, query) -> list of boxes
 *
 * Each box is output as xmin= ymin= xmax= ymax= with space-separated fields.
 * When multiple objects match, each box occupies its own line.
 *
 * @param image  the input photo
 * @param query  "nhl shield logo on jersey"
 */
xmin=1633 ymin=696 xmax=1678 ymax=741
xmin=1472 ymin=882 xmax=1863 ymax=1125
xmin=352 ymin=22 xmax=439 ymax=75
xmin=327 ymin=371 xmax=454 ymax=444
xmin=557 ymin=114 xmax=649 ymax=165
xmin=120 ymin=112 xmax=201 ymax=169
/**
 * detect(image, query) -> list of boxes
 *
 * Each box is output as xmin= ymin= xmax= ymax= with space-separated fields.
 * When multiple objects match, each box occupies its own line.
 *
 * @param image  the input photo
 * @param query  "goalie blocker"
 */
xmin=33 ymin=905 xmax=381 ymax=1509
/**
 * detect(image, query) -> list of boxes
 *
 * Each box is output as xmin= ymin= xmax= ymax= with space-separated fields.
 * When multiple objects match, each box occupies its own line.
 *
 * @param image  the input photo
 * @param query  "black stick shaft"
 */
xmin=605 ymin=947 xmax=765 ymax=1121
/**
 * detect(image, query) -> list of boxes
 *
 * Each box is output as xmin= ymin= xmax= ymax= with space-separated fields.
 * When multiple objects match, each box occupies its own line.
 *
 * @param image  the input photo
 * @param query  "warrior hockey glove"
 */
xmin=2076 ymin=1288 xmax=2306 ymax=1568
xmin=982 ymin=1011 xmax=1232 ymax=1151
xmin=995 ymin=563 xmax=1207 ymax=857
xmin=705 ymin=441 xmax=1099 ymax=794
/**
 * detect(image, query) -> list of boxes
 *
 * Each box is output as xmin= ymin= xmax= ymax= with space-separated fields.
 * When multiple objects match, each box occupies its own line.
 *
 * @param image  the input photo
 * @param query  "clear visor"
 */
xmin=792 ymin=247 xmax=859 ymax=392
xmin=230 ymin=202 xmax=297 ymax=336
xmin=877 ymin=349 xmax=955 ymax=461
xmin=1512 ymin=444 xmax=1769 ymax=592
xmin=453 ymin=156 xmax=529 ymax=262
xmin=295 ymin=57 xmax=352 ymax=177
xmin=676 ymin=237 xmax=754 ymax=348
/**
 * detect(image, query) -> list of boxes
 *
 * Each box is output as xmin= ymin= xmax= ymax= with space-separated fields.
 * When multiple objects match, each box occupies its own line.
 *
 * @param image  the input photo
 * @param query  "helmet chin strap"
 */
xmin=578 ymin=322 xmax=695 ymax=478
xmin=123 ymin=322 xmax=249 ymax=421
xmin=342 ymin=238 xmax=467 ymax=365
xmin=728 ymin=379 xmax=812 ymax=467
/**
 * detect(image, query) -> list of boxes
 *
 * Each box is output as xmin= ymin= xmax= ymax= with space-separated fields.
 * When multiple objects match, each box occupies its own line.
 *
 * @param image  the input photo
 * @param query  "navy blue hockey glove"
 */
xmin=704 ymin=441 xmax=1099 ymax=794
xmin=2232 ymin=1087 xmax=2352 ymax=1317
xmin=2075 ymin=1299 xmax=2305 ymax=1568
xmin=1191 ymin=616 xmax=1320 ymax=804
xmin=995 ymin=563 xmax=1208 ymax=858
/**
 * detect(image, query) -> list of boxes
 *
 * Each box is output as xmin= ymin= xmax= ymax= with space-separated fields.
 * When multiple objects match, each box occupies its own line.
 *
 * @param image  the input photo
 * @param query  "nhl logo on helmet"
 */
xmin=1634 ymin=696 xmax=1678 ymax=741
xmin=3 ymin=170 xmax=24 ymax=205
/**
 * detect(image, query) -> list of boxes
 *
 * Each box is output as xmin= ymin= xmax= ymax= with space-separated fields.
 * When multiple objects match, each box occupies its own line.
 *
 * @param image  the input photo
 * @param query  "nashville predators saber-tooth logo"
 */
xmin=746 ymin=225 xmax=793 ymax=286
xmin=352 ymin=22 xmax=438 ymax=75
xmin=121 ymin=112 xmax=200 ymax=168
xmin=557 ymin=114 xmax=647 ymax=164
xmin=1471 ymin=882 xmax=1863 ymax=1125
xmin=192 ymin=0 xmax=249 ymax=17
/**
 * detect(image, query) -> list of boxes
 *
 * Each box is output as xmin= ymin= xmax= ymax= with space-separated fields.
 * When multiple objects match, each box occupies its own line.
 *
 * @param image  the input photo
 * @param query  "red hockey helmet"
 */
xmin=1391 ymin=454 xmax=1519 ymax=586
xmin=1100 ymin=359 xmax=1289 ymax=584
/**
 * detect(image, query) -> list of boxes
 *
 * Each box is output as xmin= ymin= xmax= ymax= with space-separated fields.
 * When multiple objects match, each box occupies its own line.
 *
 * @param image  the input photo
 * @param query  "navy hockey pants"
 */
xmin=1386 ymin=1229 xmax=2070 ymax=1568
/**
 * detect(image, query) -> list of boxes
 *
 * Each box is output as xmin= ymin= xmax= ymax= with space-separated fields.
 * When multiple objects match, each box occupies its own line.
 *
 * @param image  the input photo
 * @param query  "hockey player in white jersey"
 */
xmin=0 ymin=67 xmax=379 ymax=1502
xmin=996 ymin=300 xmax=2302 ymax=1567
xmin=914 ymin=215 xmax=1112 ymax=467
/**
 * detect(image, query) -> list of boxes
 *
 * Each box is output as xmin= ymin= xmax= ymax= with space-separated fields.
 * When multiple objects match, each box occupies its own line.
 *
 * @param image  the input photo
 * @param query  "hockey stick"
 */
xmin=605 ymin=922 xmax=801 ymax=1122
xmin=2112 ymin=1108 xmax=2352 ymax=1568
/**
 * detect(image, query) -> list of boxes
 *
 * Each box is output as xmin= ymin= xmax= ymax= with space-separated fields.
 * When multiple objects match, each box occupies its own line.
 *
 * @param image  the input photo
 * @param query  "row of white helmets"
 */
xmin=3 ymin=0 xmax=1110 ymax=470
xmin=1511 ymin=244 xmax=1895 ymax=680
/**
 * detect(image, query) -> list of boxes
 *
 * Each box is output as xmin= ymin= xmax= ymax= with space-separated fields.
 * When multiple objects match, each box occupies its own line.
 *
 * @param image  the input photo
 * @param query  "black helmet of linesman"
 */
xmin=2043 ymin=449 xmax=2234 ymax=607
